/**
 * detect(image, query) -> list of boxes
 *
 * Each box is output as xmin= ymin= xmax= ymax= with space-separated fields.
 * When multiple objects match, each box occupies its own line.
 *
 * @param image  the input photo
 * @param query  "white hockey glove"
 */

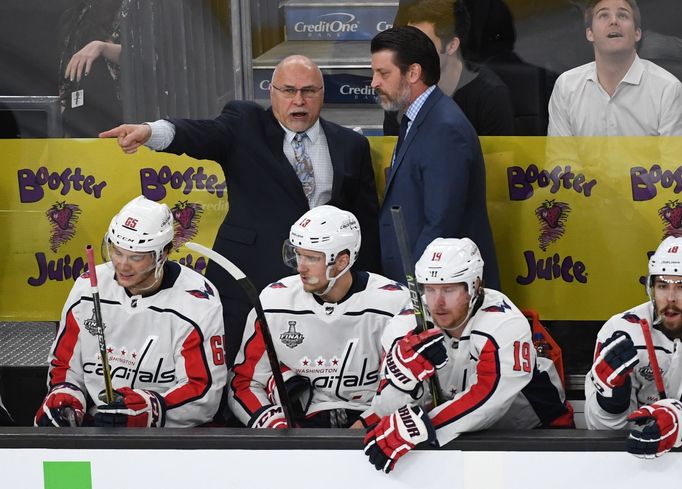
xmin=364 ymin=405 xmax=438 ymax=474
xmin=34 ymin=382 xmax=86 ymax=427
xmin=94 ymin=387 xmax=166 ymax=428
xmin=627 ymin=399 xmax=682 ymax=458
xmin=384 ymin=328 xmax=447 ymax=395
xmin=250 ymin=404 xmax=288 ymax=429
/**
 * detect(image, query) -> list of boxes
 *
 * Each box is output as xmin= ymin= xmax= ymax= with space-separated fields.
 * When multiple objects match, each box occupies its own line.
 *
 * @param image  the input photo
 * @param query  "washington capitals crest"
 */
xmin=280 ymin=321 xmax=304 ymax=348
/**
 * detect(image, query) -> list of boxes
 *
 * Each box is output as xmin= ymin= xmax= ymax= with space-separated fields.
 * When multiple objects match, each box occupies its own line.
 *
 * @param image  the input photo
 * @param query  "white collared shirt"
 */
xmin=280 ymin=119 xmax=333 ymax=208
xmin=548 ymin=55 xmax=682 ymax=136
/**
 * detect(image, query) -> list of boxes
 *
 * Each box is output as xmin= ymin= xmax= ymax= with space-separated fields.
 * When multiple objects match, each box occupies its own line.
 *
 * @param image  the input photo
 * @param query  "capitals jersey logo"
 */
xmin=83 ymin=307 xmax=106 ymax=336
xmin=379 ymin=283 xmax=403 ymax=291
xmin=622 ymin=313 xmax=642 ymax=324
xmin=186 ymin=281 xmax=215 ymax=299
xmin=483 ymin=300 xmax=512 ymax=313
xmin=280 ymin=321 xmax=304 ymax=348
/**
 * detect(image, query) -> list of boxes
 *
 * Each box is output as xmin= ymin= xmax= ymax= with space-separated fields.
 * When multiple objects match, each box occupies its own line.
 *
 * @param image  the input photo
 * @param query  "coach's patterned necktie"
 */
xmin=292 ymin=132 xmax=316 ymax=204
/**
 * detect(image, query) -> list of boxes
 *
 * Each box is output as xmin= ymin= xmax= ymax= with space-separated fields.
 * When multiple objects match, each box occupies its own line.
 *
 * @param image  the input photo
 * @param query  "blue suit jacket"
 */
xmin=380 ymin=87 xmax=500 ymax=289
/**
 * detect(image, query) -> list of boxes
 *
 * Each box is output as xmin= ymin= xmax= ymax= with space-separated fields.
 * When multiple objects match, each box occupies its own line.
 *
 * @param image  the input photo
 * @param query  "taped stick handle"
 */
xmin=85 ymin=245 xmax=115 ymax=404
xmin=639 ymin=319 xmax=667 ymax=399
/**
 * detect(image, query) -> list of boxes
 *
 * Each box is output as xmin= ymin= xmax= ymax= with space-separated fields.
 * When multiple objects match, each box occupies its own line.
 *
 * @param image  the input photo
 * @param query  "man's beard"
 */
xmin=376 ymin=78 xmax=411 ymax=112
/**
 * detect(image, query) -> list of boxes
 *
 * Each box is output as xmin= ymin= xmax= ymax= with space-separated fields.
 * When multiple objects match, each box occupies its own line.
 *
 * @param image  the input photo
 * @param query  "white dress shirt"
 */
xmin=548 ymin=55 xmax=682 ymax=136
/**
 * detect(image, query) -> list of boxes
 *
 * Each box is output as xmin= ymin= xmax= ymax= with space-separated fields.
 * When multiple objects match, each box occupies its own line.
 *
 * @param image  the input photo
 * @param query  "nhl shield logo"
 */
xmin=280 ymin=321 xmax=304 ymax=349
xmin=325 ymin=306 xmax=334 ymax=315
xmin=83 ymin=308 xmax=106 ymax=336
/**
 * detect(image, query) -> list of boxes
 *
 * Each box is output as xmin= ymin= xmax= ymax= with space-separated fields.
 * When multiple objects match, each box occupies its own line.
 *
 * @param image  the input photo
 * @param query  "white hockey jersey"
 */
xmin=228 ymin=272 xmax=413 ymax=427
xmin=585 ymin=301 xmax=682 ymax=430
xmin=47 ymin=261 xmax=227 ymax=427
xmin=373 ymin=288 xmax=573 ymax=447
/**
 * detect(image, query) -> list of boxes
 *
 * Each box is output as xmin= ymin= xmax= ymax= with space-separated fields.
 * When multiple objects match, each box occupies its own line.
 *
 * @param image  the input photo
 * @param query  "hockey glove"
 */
xmin=35 ymin=382 xmax=86 ymax=427
xmin=627 ymin=399 xmax=682 ymax=458
xmin=589 ymin=331 xmax=638 ymax=399
xmin=250 ymin=404 xmax=288 ymax=429
xmin=94 ymin=387 xmax=166 ymax=428
xmin=266 ymin=364 xmax=312 ymax=422
xmin=364 ymin=405 xmax=438 ymax=474
xmin=384 ymin=328 xmax=447 ymax=395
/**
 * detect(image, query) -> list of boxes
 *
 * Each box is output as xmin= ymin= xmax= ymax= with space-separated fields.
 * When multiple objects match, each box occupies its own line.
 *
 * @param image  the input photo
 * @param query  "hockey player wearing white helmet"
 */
xmin=586 ymin=236 xmax=682 ymax=459
xmin=365 ymin=237 xmax=573 ymax=474
xmin=35 ymin=196 xmax=227 ymax=428
xmin=228 ymin=205 xmax=413 ymax=429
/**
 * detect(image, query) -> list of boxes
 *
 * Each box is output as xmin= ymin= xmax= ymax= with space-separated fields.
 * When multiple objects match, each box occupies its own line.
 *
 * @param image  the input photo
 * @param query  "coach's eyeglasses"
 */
xmin=271 ymin=84 xmax=323 ymax=99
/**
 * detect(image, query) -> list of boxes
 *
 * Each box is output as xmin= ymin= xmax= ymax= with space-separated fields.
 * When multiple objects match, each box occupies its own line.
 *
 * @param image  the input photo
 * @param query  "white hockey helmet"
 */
xmin=647 ymin=236 xmax=682 ymax=309
xmin=415 ymin=237 xmax=484 ymax=297
xmin=106 ymin=196 xmax=174 ymax=277
xmin=415 ymin=238 xmax=484 ymax=330
xmin=283 ymin=205 xmax=361 ymax=295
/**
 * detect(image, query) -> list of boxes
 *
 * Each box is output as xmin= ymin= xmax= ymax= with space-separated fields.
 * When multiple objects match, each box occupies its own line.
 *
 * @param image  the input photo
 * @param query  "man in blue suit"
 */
xmin=100 ymin=55 xmax=380 ymax=369
xmin=370 ymin=26 xmax=500 ymax=289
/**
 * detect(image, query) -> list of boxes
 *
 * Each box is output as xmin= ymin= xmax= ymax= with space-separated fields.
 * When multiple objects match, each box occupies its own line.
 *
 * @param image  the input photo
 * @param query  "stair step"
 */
xmin=282 ymin=1 xmax=397 ymax=41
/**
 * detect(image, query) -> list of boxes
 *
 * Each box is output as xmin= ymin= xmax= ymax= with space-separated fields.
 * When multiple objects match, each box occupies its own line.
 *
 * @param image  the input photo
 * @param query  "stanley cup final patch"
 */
xmin=83 ymin=307 xmax=106 ymax=336
xmin=280 ymin=321 xmax=304 ymax=348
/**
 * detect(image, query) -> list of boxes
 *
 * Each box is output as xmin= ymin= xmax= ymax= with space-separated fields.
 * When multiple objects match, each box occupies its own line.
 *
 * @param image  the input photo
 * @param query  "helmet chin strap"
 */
xmin=314 ymin=262 xmax=352 ymax=298
xmin=122 ymin=252 xmax=167 ymax=295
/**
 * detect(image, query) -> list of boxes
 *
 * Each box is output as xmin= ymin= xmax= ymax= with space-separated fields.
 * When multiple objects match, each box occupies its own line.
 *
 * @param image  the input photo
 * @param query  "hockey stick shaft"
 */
xmin=185 ymin=242 xmax=295 ymax=427
xmin=639 ymin=319 xmax=667 ymax=399
xmin=390 ymin=206 xmax=442 ymax=406
xmin=85 ymin=245 xmax=115 ymax=404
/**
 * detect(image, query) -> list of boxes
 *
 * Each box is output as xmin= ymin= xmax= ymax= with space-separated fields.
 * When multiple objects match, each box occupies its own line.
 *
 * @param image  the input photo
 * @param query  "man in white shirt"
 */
xmin=548 ymin=0 xmax=682 ymax=136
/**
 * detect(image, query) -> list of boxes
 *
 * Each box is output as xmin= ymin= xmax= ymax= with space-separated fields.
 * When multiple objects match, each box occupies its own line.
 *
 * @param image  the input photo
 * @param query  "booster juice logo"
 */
xmin=46 ymin=201 xmax=81 ymax=252
xmin=507 ymin=164 xmax=597 ymax=200
xmin=171 ymin=200 xmax=204 ymax=250
xmin=658 ymin=200 xmax=682 ymax=239
xmin=140 ymin=166 xmax=226 ymax=201
xmin=17 ymin=167 xmax=107 ymax=202
xmin=535 ymin=199 xmax=570 ymax=251
xmin=630 ymin=165 xmax=682 ymax=201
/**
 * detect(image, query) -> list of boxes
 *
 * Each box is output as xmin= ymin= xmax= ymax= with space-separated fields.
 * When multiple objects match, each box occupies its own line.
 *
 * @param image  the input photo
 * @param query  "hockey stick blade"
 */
xmin=390 ymin=206 xmax=443 ymax=406
xmin=186 ymin=242 xmax=295 ymax=427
